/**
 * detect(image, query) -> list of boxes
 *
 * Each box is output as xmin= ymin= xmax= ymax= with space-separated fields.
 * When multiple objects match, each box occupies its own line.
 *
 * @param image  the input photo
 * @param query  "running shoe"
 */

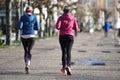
xmin=25 ymin=66 xmax=30 ymax=74
xmin=61 ymin=67 xmax=67 ymax=75
xmin=66 ymin=67 xmax=72 ymax=75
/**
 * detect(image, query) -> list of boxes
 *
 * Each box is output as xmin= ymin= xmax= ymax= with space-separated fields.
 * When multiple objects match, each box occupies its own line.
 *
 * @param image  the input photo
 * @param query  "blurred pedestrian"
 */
xmin=56 ymin=6 xmax=80 ymax=75
xmin=103 ymin=21 xmax=110 ymax=37
xmin=18 ymin=6 xmax=40 ymax=74
xmin=115 ymin=18 xmax=120 ymax=46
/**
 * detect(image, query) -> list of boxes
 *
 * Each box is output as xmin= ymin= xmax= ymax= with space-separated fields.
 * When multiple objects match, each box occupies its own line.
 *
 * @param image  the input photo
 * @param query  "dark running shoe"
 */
xmin=66 ymin=67 xmax=72 ymax=75
xmin=25 ymin=67 xmax=30 ymax=74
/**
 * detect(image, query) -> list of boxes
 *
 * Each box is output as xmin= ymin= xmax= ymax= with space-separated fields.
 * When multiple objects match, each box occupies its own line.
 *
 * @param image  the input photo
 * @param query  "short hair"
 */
xmin=63 ymin=6 xmax=69 ymax=13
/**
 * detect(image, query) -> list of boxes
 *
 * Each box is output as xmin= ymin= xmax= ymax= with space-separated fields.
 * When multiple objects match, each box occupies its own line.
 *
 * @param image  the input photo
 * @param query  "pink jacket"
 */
xmin=56 ymin=13 xmax=79 ymax=36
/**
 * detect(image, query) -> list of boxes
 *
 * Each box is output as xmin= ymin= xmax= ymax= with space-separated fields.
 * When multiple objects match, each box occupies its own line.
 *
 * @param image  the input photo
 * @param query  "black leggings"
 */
xmin=21 ymin=37 xmax=35 ymax=66
xmin=59 ymin=35 xmax=74 ymax=68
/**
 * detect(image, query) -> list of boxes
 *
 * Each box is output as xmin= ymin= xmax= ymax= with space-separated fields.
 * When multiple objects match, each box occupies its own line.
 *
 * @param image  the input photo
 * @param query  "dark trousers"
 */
xmin=59 ymin=35 xmax=74 ymax=68
xmin=104 ymin=30 xmax=108 ymax=37
xmin=21 ymin=37 xmax=35 ymax=66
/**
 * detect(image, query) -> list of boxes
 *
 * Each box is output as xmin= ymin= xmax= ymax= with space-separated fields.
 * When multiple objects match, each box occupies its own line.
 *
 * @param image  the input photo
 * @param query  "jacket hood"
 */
xmin=24 ymin=14 xmax=34 ymax=22
xmin=62 ymin=13 xmax=74 ymax=20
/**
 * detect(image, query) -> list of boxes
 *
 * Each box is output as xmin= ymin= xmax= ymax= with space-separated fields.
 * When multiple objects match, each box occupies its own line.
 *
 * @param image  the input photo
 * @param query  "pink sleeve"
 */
xmin=56 ymin=17 xmax=61 ymax=30
xmin=73 ymin=18 xmax=79 ymax=31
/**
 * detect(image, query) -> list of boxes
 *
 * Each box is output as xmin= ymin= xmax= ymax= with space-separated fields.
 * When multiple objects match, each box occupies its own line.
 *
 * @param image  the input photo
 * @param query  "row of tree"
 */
xmin=2 ymin=0 xmax=110 ymax=45
xmin=4 ymin=0 xmax=78 ymax=45
xmin=4 ymin=0 xmax=65 ymax=45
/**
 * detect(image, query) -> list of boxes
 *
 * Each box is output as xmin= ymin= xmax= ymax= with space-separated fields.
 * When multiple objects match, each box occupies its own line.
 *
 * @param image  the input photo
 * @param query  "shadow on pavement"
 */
xmin=0 ymin=71 xmax=24 ymax=75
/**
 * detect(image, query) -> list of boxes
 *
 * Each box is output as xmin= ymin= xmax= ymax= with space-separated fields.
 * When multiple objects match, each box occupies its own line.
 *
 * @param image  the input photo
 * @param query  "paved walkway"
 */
xmin=0 ymin=30 xmax=120 ymax=80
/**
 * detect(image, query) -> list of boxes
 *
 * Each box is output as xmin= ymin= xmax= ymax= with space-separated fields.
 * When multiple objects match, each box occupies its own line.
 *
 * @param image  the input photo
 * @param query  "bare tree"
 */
xmin=5 ymin=0 xmax=12 ymax=45
xmin=91 ymin=7 xmax=101 ymax=24
xmin=31 ymin=0 xmax=54 ymax=37
xmin=0 ymin=0 xmax=5 ymax=10
xmin=14 ymin=0 xmax=21 ymax=41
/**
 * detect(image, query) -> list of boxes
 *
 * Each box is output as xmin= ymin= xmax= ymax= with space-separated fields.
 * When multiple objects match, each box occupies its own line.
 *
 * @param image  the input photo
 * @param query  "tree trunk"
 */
xmin=5 ymin=0 xmax=12 ymax=45
xmin=28 ymin=0 xmax=31 ymax=5
xmin=15 ymin=0 xmax=21 ymax=41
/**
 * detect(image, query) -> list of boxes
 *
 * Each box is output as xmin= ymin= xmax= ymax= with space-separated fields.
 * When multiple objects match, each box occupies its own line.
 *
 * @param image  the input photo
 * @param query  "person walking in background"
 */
xmin=56 ymin=6 xmax=80 ymax=75
xmin=18 ymin=6 xmax=40 ymax=74
xmin=103 ymin=21 xmax=110 ymax=37
xmin=115 ymin=18 xmax=120 ymax=46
